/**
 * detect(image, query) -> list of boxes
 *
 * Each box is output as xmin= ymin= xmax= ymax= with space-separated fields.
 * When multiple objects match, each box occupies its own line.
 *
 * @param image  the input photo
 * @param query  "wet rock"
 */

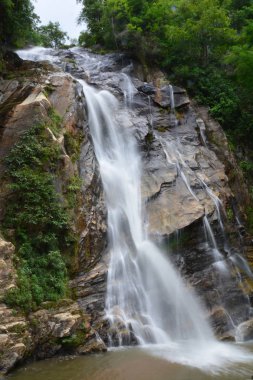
xmin=219 ymin=333 xmax=235 ymax=342
xmin=138 ymin=83 xmax=156 ymax=95
xmin=77 ymin=339 xmax=107 ymax=355
xmin=51 ymin=311 xmax=82 ymax=338
xmin=208 ymin=307 xmax=231 ymax=336
xmin=152 ymin=85 xmax=190 ymax=109
xmin=3 ymin=51 xmax=23 ymax=69
xmin=236 ymin=319 xmax=253 ymax=341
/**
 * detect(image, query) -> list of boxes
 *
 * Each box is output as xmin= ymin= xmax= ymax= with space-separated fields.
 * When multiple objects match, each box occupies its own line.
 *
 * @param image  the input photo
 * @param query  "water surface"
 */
xmin=9 ymin=346 xmax=253 ymax=380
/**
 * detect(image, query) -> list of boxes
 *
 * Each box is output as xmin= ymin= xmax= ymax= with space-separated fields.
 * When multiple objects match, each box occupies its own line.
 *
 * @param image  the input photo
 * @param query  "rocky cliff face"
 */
xmin=63 ymin=48 xmax=253 ymax=342
xmin=0 ymin=47 xmax=253 ymax=373
xmin=0 ymin=53 xmax=106 ymax=374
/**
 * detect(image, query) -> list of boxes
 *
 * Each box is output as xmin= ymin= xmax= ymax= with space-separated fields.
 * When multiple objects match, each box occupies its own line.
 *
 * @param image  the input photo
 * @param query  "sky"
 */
xmin=32 ymin=0 xmax=85 ymax=39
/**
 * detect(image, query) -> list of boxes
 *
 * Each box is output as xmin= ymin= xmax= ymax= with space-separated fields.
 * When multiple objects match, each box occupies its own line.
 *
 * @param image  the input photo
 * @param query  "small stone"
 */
xmin=10 ymin=343 xmax=26 ymax=357
xmin=0 ymin=334 xmax=9 ymax=346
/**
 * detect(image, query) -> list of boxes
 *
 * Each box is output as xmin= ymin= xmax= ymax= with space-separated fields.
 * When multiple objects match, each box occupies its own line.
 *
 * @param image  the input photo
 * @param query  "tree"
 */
xmin=227 ymin=22 xmax=253 ymax=95
xmin=38 ymin=22 xmax=69 ymax=49
xmin=0 ymin=0 xmax=39 ymax=48
xmin=77 ymin=0 xmax=105 ymax=45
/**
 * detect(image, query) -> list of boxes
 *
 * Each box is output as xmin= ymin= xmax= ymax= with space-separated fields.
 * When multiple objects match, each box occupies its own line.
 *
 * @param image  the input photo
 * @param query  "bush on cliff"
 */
xmin=3 ymin=118 xmax=70 ymax=313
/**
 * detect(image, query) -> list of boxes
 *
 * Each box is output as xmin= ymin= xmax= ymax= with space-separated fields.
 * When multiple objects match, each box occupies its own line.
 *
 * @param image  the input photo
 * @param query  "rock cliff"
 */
xmin=0 ymin=53 xmax=106 ymax=374
xmin=0 ymin=47 xmax=253 ymax=373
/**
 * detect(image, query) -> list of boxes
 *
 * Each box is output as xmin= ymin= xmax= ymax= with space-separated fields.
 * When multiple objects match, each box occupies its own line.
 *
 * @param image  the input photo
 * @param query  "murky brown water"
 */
xmin=8 ymin=346 xmax=253 ymax=380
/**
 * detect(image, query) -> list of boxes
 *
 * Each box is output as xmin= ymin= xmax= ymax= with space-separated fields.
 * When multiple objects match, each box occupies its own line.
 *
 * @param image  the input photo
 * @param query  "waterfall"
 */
xmin=79 ymin=80 xmax=214 ymax=346
xmin=80 ymin=77 xmax=253 ymax=372
xmin=16 ymin=47 xmax=253 ymax=372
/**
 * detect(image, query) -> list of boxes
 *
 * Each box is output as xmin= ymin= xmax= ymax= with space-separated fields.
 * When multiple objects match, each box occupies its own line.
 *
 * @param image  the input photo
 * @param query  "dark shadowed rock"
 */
xmin=138 ymin=83 xmax=156 ymax=95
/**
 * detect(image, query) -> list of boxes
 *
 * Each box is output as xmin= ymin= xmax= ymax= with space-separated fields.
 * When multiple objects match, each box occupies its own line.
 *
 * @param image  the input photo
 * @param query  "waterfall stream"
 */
xmin=16 ymin=47 xmax=253 ymax=373
xmin=80 ymin=79 xmax=214 ymax=347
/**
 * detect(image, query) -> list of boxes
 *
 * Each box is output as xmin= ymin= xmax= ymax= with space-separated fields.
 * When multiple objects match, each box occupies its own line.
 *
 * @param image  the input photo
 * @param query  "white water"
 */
xmin=120 ymin=73 xmax=136 ymax=107
xmin=79 ymin=77 xmax=253 ymax=373
xmin=80 ymin=79 xmax=213 ymax=344
xmin=169 ymin=84 xmax=175 ymax=111
xmin=16 ymin=46 xmax=60 ymax=63
xmin=16 ymin=47 xmax=253 ymax=373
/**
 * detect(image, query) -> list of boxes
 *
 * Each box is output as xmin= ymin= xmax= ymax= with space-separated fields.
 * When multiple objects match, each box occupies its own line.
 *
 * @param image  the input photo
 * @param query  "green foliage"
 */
xmin=66 ymin=176 xmax=83 ymax=208
xmin=246 ymin=205 xmax=253 ymax=234
xmin=37 ymin=21 xmax=69 ymax=49
xmin=60 ymin=328 xmax=86 ymax=350
xmin=78 ymin=0 xmax=235 ymax=64
xmin=3 ymin=115 xmax=71 ymax=313
xmin=79 ymin=31 xmax=97 ymax=47
xmin=77 ymin=0 xmax=105 ymax=45
xmin=240 ymin=160 xmax=253 ymax=175
xmin=47 ymin=108 xmax=62 ymax=137
xmin=226 ymin=207 xmax=234 ymax=222
xmin=184 ymin=66 xmax=240 ymax=126
xmin=0 ymin=0 xmax=39 ymax=48
xmin=64 ymin=130 xmax=83 ymax=162
xmin=77 ymin=0 xmax=253 ymax=148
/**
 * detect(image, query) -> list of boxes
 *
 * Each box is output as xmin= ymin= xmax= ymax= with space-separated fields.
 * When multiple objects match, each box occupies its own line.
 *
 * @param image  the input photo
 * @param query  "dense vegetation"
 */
xmin=77 ymin=0 xmax=253 ymax=158
xmin=0 ymin=0 xmax=39 ymax=49
xmin=37 ymin=21 xmax=69 ymax=48
xmin=0 ymin=0 xmax=69 ymax=69
xmin=3 ymin=114 xmax=72 ymax=313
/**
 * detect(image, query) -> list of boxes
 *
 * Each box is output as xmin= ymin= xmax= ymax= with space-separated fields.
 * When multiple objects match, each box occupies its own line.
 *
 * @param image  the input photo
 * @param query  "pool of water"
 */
xmin=8 ymin=344 xmax=253 ymax=380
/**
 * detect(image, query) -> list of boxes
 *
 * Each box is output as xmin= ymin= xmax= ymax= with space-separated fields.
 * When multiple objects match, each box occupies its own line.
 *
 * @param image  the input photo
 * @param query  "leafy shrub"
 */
xmin=3 ymin=115 xmax=72 ymax=312
xmin=66 ymin=176 xmax=83 ymax=208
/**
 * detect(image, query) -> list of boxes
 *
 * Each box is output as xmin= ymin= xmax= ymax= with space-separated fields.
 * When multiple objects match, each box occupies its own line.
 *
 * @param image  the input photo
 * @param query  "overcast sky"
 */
xmin=33 ymin=0 xmax=85 ymax=39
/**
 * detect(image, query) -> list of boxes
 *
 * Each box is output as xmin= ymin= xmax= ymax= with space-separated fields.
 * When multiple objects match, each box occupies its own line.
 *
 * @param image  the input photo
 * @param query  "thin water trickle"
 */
xmin=120 ymin=73 xmax=136 ymax=107
xmin=148 ymin=96 xmax=154 ymax=130
xmin=169 ymin=84 xmax=175 ymax=112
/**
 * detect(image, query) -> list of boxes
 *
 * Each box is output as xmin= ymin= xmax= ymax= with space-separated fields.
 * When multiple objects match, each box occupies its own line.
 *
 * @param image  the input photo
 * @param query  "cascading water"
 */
xmin=80 ymin=75 xmax=253 ymax=373
xmin=80 ymin=79 xmax=214 ymax=346
xmin=120 ymin=73 xmax=136 ymax=107
xmin=16 ymin=47 xmax=253 ymax=373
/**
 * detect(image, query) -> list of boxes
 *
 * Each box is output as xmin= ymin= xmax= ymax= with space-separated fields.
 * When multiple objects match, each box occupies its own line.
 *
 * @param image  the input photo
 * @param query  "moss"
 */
xmin=246 ymin=206 xmax=253 ymax=234
xmin=65 ymin=175 xmax=83 ymax=209
xmin=47 ymin=108 xmax=62 ymax=137
xmin=29 ymin=317 xmax=40 ymax=329
xmin=166 ymin=230 xmax=191 ymax=253
xmin=8 ymin=323 xmax=27 ymax=334
xmin=64 ymin=130 xmax=84 ymax=162
xmin=226 ymin=206 xmax=234 ymax=222
xmin=145 ymin=132 xmax=154 ymax=145
xmin=43 ymin=84 xmax=55 ymax=98
xmin=240 ymin=160 xmax=253 ymax=175
xmin=60 ymin=328 xmax=86 ymax=350
xmin=156 ymin=126 xmax=167 ymax=133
